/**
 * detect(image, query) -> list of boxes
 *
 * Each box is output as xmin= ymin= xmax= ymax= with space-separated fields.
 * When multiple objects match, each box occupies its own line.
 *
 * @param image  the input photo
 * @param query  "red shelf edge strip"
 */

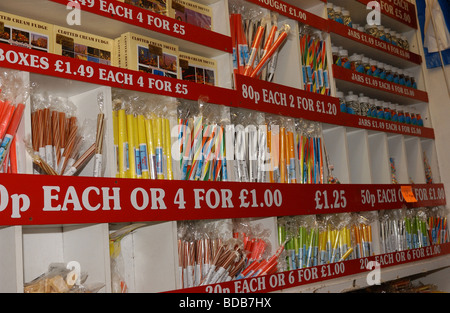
xmin=0 ymin=173 xmax=445 ymax=226
xmin=48 ymin=0 xmax=232 ymax=53
xmin=332 ymin=64 xmax=429 ymax=102
xmin=329 ymin=20 xmax=422 ymax=65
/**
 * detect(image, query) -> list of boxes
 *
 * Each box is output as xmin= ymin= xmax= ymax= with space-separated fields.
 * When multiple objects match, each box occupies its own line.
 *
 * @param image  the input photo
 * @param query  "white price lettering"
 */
xmin=77 ymin=64 xmax=94 ymax=78
xmin=288 ymin=271 xmax=295 ymax=284
xmin=315 ymin=100 xmax=337 ymax=116
xmin=314 ymin=190 xmax=346 ymax=210
xmin=262 ymin=89 xmax=287 ymax=106
xmin=55 ymin=61 xmax=94 ymax=78
xmin=360 ymin=189 xmax=376 ymax=207
xmin=428 ymin=187 xmax=446 ymax=201
xmin=239 ymin=189 xmax=282 ymax=208
xmin=78 ymin=0 xmax=95 ymax=7
xmin=320 ymin=262 xmax=345 ymax=278
xmin=193 ymin=189 xmax=233 ymax=209
xmin=0 ymin=185 xmax=30 ymax=219
xmin=55 ymin=60 xmax=71 ymax=74
xmin=136 ymin=11 xmax=144 ymax=23
xmin=205 ymin=284 xmax=231 ymax=293
xmin=174 ymin=188 xmax=186 ymax=209
xmin=288 ymin=7 xmax=307 ymax=20
xmin=173 ymin=23 xmax=185 ymax=35
xmin=175 ymin=83 xmax=188 ymax=95
xmin=241 ymin=84 xmax=261 ymax=104
xmin=359 ymin=258 xmax=369 ymax=270
xmin=137 ymin=76 xmax=144 ymax=87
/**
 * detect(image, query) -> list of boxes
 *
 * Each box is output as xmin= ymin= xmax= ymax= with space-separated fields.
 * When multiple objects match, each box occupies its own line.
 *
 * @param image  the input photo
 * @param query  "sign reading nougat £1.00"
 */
xmin=247 ymin=0 xmax=328 ymax=31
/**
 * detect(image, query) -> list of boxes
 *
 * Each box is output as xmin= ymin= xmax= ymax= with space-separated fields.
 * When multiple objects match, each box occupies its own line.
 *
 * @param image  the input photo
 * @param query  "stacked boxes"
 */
xmin=0 ymin=6 xmax=218 ymax=84
xmin=0 ymin=11 xmax=53 ymax=52
xmin=117 ymin=32 xmax=179 ymax=78
xmin=170 ymin=0 xmax=213 ymax=31
xmin=53 ymin=25 xmax=114 ymax=66
xmin=179 ymin=51 xmax=217 ymax=86
xmin=116 ymin=0 xmax=171 ymax=16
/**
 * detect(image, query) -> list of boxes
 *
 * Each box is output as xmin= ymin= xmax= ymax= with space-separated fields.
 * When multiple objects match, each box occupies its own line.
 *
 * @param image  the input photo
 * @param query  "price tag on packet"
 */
xmin=401 ymin=186 xmax=417 ymax=203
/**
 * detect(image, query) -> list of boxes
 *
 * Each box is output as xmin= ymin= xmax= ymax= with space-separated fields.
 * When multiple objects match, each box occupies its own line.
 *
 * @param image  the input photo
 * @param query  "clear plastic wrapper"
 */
xmin=229 ymin=0 xmax=289 ymax=82
xmin=0 ymin=68 xmax=30 ymax=173
xmin=266 ymin=114 xmax=280 ymax=183
xmin=390 ymin=157 xmax=398 ymax=184
xmin=423 ymin=151 xmax=433 ymax=184
xmin=178 ymin=219 xmax=234 ymax=288
xmin=428 ymin=207 xmax=449 ymax=245
xmin=109 ymin=223 xmax=146 ymax=293
xmin=230 ymin=108 xmax=266 ymax=182
xmin=278 ymin=213 xmax=364 ymax=269
xmin=177 ymin=218 xmax=281 ymax=287
xmin=378 ymin=207 xmax=431 ymax=253
xmin=178 ymin=97 xmax=230 ymax=182
xmin=233 ymin=218 xmax=271 ymax=263
xmin=93 ymin=91 xmax=106 ymax=177
xmin=24 ymin=262 xmax=104 ymax=293
xmin=112 ymin=90 xmax=177 ymax=180
xmin=299 ymin=25 xmax=331 ymax=95
xmin=63 ymin=117 xmax=96 ymax=176
xmin=295 ymin=120 xmax=324 ymax=184
xmin=29 ymin=89 xmax=98 ymax=176
xmin=351 ymin=211 xmax=376 ymax=258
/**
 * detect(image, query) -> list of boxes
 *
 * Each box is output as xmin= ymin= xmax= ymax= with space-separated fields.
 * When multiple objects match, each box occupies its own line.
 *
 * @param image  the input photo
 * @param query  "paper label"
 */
xmin=401 ymin=186 xmax=418 ymax=203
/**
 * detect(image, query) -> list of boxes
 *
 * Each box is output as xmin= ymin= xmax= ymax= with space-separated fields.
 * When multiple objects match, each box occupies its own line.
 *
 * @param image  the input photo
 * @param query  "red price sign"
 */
xmin=358 ymin=0 xmax=418 ymax=29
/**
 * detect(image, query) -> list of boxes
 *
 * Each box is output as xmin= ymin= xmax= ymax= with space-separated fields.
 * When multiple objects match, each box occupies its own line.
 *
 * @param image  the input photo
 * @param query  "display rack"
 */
xmin=0 ymin=0 xmax=448 ymax=293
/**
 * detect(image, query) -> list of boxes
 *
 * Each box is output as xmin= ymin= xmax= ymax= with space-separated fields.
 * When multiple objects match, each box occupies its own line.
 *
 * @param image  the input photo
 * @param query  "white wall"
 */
xmin=425 ymin=65 xmax=450 ymax=204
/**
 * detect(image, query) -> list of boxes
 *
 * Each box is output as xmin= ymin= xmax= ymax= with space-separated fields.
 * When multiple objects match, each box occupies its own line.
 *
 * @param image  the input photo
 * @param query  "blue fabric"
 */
xmin=416 ymin=0 xmax=450 ymax=68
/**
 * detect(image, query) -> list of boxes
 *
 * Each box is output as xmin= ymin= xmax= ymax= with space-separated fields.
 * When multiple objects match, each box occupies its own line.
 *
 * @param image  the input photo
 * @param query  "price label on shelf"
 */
xmin=332 ymin=21 xmax=421 ymax=64
xmin=53 ymin=58 xmax=190 ymax=96
xmin=357 ymin=184 xmax=446 ymax=209
xmin=57 ymin=0 xmax=184 ymax=36
xmin=357 ymin=0 xmax=418 ymax=29
xmin=348 ymin=115 xmax=432 ymax=138
xmin=0 ymin=43 xmax=237 ymax=107
xmin=333 ymin=65 xmax=429 ymax=102
xmin=235 ymin=74 xmax=340 ymax=124
xmin=49 ymin=0 xmax=231 ymax=52
xmin=0 ymin=171 xmax=446 ymax=226
xmin=246 ymin=0 xmax=327 ymax=31
xmin=314 ymin=190 xmax=347 ymax=210
xmin=238 ymin=189 xmax=283 ymax=209
xmin=400 ymin=185 xmax=418 ymax=203
xmin=177 ymin=242 xmax=450 ymax=293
